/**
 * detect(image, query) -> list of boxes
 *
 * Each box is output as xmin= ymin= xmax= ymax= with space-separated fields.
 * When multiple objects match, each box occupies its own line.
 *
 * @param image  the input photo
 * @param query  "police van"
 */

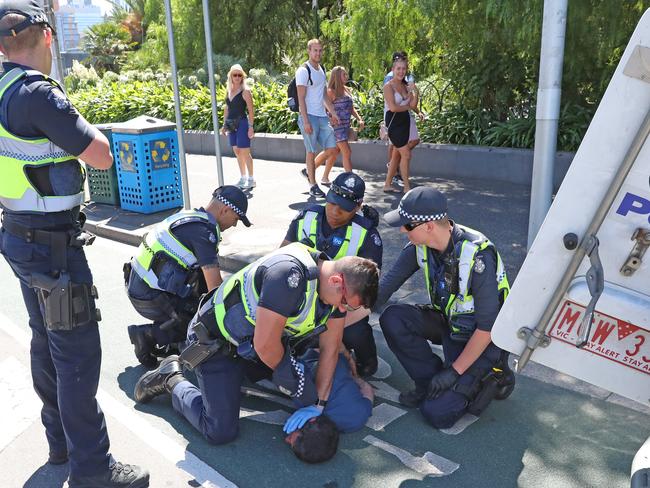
xmin=491 ymin=9 xmax=650 ymax=488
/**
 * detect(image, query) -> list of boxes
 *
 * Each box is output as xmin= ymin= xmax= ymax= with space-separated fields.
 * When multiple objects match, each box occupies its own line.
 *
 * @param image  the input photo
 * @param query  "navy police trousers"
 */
xmin=380 ymin=304 xmax=500 ymax=429
xmin=0 ymin=227 xmax=111 ymax=477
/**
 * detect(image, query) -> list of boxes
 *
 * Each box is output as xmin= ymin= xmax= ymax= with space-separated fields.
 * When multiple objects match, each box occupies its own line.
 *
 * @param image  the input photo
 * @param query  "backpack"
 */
xmin=287 ymin=62 xmax=324 ymax=112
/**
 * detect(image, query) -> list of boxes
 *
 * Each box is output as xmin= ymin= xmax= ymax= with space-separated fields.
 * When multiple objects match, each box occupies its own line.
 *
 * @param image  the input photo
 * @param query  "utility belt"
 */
xmin=2 ymin=215 xmax=100 ymax=331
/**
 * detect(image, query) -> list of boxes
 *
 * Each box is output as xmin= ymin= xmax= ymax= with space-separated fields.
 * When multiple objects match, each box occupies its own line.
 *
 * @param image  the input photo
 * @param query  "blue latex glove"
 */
xmin=283 ymin=405 xmax=322 ymax=434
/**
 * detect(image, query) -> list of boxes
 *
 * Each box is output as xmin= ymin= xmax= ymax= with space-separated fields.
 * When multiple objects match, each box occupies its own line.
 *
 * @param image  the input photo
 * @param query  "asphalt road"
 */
xmin=0 ymin=235 xmax=648 ymax=488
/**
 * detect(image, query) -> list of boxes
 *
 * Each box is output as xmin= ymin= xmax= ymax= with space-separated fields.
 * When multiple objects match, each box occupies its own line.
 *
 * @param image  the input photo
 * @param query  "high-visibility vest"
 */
xmin=212 ymin=242 xmax=331 ymax=345
xmin=296 ymin=205 xmax=369 ymax=259
xmin=0 ymin=67 xmax=84 ymax=212
xmin=131 ymin=210 xmax=220 ymax=291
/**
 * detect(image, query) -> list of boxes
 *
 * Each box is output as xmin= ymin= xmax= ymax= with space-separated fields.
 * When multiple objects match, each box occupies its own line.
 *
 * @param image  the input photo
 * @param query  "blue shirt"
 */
xmin=284 ymin=204 xmax=383 ymax=268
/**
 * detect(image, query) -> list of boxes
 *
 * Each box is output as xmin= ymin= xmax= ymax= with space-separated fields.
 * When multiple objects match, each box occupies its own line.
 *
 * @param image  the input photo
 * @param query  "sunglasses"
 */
xmin=340 ymin=275 xmax=362 ymax=312
xmin=232 ymin=73 xmax=243 ymax=78
xmin=403 ymin=221 xmax=427 ymax=231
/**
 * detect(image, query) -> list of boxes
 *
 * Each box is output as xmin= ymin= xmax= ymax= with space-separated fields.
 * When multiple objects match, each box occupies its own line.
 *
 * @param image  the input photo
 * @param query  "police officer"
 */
xmin=125 ymin=185 xmax=251 ymax=367
xmin=376 ymin=187 xmax=515 ymax=429
xmin=281 ymin=172 xmax=382 ymax=376
xmin=0 ymin=1 xmax=148 ymax=486
xmin=133 ymin=242 xmax=378 ymax=445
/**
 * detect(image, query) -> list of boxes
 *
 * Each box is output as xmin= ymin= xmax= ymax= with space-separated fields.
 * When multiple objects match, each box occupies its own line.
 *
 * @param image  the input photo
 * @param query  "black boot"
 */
xmin=68 ymin=461 xmax=150 ymax=488
xmin=134 ymin=355 xmax=183 ymax=404
xmin=495 ymin=362 xmax=516 ymax=400
xmin=398 ymin=385 xmax=428 ymax=408
xmin=128 ymin=324 xmax=158 ymax=368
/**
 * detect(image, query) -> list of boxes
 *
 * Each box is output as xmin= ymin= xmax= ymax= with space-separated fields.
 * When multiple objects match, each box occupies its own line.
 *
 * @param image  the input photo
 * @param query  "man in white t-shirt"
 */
xmin=296 ymin=38 xmax=339 ymax=198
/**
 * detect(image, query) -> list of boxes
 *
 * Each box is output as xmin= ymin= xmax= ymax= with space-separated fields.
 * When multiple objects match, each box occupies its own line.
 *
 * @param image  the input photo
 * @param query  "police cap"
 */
xmin=326 ymin=172 xmax=365 ymax=212
xmin=212 ymin=185 xmax=251 ymax=227
xmin=384 ymin=186 xmax=448 ymax=227
xmin=0 ymin=0 xmax=54 ymax=37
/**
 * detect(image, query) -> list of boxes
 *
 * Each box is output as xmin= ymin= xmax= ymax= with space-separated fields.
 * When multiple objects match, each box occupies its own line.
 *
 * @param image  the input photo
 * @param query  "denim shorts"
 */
xmin=228 ymin=118 xmax=251 ymax=149
xmin=298 ymin=114 xmax=337 ymax=153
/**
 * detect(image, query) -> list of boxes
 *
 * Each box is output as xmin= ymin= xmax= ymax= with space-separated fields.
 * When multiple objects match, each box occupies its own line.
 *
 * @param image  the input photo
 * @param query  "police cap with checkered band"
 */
xmin=384 ymin=186 xmax=448 ymax=227
xmin=212 ymin=185 xmax=251 ymax=227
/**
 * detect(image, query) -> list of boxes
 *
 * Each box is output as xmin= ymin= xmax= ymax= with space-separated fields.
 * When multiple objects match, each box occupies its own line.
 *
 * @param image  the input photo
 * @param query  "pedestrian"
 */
xmin=313 ymin=66 xmax=365 ymax=185
xmin=296 ymin=38 xmax=340 ymax=198
xmin=0 ymin=1 xmax=148 ymax=486
xmin=221 ymin=64 xmax=255 ymax=189
xmin=382 ymin=54 xmax=422 ymax=194
xmin=281 ymin=172 xmax=382 ymax=376
xmin=125 ymin=186 xmax=251 ymax=368
xmin=133 ymin=243 xmax=378 ymax=446
xmin=283 ymin=348 xmax=374 ymax=463
xmin=376 ymin=187 xmax=516 ymax=429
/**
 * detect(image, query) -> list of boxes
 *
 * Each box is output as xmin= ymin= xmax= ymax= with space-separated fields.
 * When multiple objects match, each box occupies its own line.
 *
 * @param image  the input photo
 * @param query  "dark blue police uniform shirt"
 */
xmin=255 ymin=253 xmax=345 ymax=321
xmin=1 ymin=62 xmax=95 ymax=228
xmin=375 ymin=222 xmax=500 ymax=331
xmin=284 ymin=204 xmax=383 ymax=268
xmin=128 ymin=208 xmax=219 ymax=299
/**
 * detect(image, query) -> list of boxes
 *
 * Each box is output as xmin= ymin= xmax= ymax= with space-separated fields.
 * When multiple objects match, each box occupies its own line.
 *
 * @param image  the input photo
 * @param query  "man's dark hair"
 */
xmin=291 ymin=415 xmax=339 ymax=464
xmin=334 ymin=256 xmax=379 ymax=309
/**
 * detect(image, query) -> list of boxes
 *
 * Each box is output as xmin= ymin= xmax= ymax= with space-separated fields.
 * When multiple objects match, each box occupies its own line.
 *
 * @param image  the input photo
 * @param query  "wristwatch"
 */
xmin=315 ymin=398 xmax=328 ymax=408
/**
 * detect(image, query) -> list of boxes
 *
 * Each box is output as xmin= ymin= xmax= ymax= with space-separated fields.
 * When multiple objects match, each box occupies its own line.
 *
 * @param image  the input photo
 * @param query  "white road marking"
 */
xmin=363 ymin=435 xmax=459 ymax=477
xmin=440 ymin=413 xmax=479 ymax=435
xmin=365 ymin=403 xmax=407 ymax=431
xmin=240 ymin=386 xmax=295 ymax=408
xmin=239 ymin=408 xmax=290 ymax=426
xmin=371 ymin=356 xmax=392 ymax=379
xmin=0 ymin=312 xmax=237 ymax=488
xmin=369 ymin=380 xmax=401 ymax=403
xmin=0 ymin=357 xmax=41 ymax=451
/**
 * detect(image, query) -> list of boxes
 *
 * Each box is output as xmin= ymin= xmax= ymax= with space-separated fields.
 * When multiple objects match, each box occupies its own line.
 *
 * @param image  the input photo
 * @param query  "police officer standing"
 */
xmin=281 ymin=172 xmax=382 ymax=376
xmin=376 ymin=187 xmax=514 ymax=428
xmin=0 ymin=1 xmax=148 ymax=486
xmin=125 ymin=185 xmax=251 ymax=367
xmin=133 ymin=242 xmax=378 ymax=445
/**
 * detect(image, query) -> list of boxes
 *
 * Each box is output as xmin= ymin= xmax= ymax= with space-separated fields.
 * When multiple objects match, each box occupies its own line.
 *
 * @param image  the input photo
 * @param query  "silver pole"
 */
xmin=163 ymin=0 xmax=191 ymax=209
xmin=201 ymin=0 xmax=224 ymax=186
xmin=527 ymin=0 xmax=568 ymax=247
xmin=44 ymin=0 xmax=65 ymax=82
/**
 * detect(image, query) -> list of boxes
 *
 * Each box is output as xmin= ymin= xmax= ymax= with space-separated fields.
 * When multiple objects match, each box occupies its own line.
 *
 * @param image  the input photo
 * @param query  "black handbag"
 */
xmin=224 ymin=117 xmax=241 ymax=132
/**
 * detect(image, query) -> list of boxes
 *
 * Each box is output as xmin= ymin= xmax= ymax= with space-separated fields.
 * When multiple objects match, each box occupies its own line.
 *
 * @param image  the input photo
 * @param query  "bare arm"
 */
xmin=315 ymin=316 xmax=345 ymax=401
xmin=452 ymin=329 xmax=493 ymax=374
xmin=353 ymin=376 xmax=375 ymax=403
xmin=79 ymin=129 xmax=113 ymax=169
xmin=221 ymin=102 xmax=229 ymax=135
xmin=243 ymin=89 xmax=255 ymax=136
xmin=253 ymin=306 xmax=287 ymax=369
xmin=383 ymin=83 xmax=411 ymax=113
xmin=323 ymin=85 xmax=339 ymax=125
xmin=201 ymin=263 xmax=223 ymax=291
xmin=296 ymin=84 xmax=312 ymax=134
xmin=408 ymin=83 xmax=419 ymax=110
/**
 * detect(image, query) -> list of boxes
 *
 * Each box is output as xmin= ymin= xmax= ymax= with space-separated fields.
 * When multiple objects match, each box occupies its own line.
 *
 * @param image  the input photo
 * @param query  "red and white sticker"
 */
xmin=549 ymin=300 xmax=650 ymax=375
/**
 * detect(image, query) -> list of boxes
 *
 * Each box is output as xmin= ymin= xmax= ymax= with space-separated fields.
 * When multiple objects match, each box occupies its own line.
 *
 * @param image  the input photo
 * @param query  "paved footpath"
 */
xmin=0 ymin=154 xmax=647 ymax=487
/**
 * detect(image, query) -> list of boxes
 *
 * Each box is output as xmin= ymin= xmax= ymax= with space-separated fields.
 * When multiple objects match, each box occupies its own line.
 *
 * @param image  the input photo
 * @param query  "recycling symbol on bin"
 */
xmin=119 ymin=141 xmax=135 ymax=171
xmin=151 ymin=139 xmax=171 ymax=166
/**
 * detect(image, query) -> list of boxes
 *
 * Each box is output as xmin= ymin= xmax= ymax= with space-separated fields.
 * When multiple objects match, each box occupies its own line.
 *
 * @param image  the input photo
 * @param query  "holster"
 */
xmin=179 ymin=319 xmax=227 ymax=370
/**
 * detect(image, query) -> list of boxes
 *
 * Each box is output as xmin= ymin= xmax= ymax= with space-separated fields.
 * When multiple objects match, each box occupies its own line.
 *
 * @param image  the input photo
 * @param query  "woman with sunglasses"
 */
xmin=221 ymin=64 xmax=256 ymax=189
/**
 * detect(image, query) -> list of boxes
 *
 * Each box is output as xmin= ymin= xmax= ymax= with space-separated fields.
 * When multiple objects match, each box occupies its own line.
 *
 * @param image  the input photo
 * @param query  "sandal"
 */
xmin=321 ymin=180 xmax=332 ymax=187
xmin=383 ymin=187 xmax=402 ymax=194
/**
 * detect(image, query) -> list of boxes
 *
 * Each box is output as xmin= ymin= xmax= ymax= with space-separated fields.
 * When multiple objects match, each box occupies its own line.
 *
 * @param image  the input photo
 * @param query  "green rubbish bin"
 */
xmin=86 ymin=123 xmax=120 ymax=205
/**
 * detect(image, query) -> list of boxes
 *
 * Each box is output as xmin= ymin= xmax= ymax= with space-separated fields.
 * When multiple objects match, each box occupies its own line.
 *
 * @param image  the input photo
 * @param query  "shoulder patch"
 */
xmin=373 ymin=233 xmax=382 ymax=247
xmin=287 ymin=271 xmax=301 ymax=288
xmin=332 ymin=235 xmax=344 ymax=247
xmin=47 ymin=88 xmax=71 ymax=111
xmin=208 ymin=232 xmax=217 ymax=244
xmin=474 ymin=256 xmax=485 ymax=274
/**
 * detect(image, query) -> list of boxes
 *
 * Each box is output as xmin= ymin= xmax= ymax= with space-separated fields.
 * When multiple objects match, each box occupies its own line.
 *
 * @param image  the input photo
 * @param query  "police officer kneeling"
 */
xmin=133 ymin=242 xmax=378 ymax=445
xmin=0 ymin=1 xmax=148 ymax=485
xmin=376 ymin=187 xmax=515 ymax=428
xmin=125 ymin=185 xmax=250 ymax=367
xmin=281 ymin=172 xmax=383 ymax=376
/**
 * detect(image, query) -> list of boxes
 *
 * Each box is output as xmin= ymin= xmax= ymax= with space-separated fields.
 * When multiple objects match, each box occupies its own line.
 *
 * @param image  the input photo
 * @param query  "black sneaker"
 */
xmin=300 ymin=168 xmax=309 ymax=180
xmin=356 ymin=357 xmax=378 ymax=378
xmin=68 ymin=461 xmax=150 ymax=488
xmin=309 ymin=184 xmax=326 ymax=198
xmin=398 ymin=387 xmax=428 ymax=408
xmin=134 ymin=355 xmax=182 ymax=404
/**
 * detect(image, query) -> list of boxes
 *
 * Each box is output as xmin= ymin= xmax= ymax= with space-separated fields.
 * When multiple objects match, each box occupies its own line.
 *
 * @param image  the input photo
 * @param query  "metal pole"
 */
xmin=44 ymin=0 xmax=65 ymax=82
xmin=163 ymin=0 xmax=191 ymax=209
xmin=527 ymin=0 xmax=568 ymax=247
xmin=201 ymin=0 xmax=224 ymax=187
xmin=517 ymin=107 xmax=650 ymax=371
xmin=312 ymin=0 xmax=320 ymax=37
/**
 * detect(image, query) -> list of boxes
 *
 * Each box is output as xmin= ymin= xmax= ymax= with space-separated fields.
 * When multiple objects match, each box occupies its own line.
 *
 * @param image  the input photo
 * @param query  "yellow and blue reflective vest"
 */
xmin=0 ymin=67 xmax=84 ymax=213
xmin=131 ymin=210 xmax=220 ymax=291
